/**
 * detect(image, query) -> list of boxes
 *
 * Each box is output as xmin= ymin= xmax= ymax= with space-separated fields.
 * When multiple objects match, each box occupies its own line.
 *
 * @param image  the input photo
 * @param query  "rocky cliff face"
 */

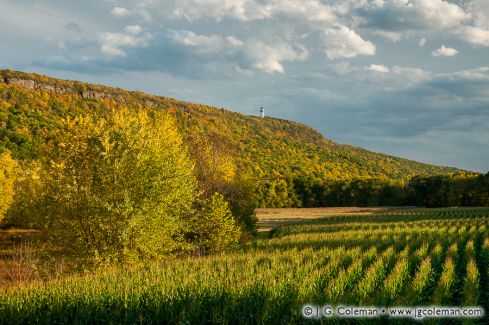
xmin=3 ymin=76 xmax=73 ymax=94
xmin=2 ymin=74 xmax=118 ymax=100
xmin=3 ymin=77 xmax=37 ymax=90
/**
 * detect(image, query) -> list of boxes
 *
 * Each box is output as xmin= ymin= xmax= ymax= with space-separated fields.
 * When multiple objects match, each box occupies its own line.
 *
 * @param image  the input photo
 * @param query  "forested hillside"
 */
xmin=174 ymin=103 xmax=457 ymax=179
xmin=0 ymin=70 xmax=460 ymax=208
xmin=0 ymin=70 xmax=458 ymax=172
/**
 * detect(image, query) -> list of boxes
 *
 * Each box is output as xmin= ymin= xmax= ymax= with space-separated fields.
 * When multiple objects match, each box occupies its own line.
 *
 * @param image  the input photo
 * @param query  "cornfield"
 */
xmin=1 ymin=207 xmax=489 ymax=324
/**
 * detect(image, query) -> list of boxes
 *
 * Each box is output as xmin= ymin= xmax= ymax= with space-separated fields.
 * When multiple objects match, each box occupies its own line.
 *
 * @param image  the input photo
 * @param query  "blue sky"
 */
xmin=1 ymin=0 xmax=488 ymax=172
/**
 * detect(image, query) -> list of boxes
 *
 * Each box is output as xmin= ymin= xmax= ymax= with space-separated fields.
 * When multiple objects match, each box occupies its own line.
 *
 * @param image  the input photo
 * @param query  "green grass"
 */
xmin=1 ymin=207 xmax=489 ymax=324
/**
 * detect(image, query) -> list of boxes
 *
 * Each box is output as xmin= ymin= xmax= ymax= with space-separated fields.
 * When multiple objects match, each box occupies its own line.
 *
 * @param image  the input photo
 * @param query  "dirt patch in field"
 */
xmin=256 ymin=207 xmax=415 ymax=232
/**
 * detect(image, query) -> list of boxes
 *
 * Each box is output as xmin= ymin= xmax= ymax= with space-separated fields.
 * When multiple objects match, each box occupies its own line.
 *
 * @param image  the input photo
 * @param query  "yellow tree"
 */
xmin=186 ymin=134 xmax=257 ymax=235
xmin=40 ymin=107 xmax=197 ymax=267
xmin=186 ymin=133 xmax=235 ymax=196
xmin=0 ymin=150 xmax=19 ymax=222
xmin=5 ymin=160 xmax=43 ymax=228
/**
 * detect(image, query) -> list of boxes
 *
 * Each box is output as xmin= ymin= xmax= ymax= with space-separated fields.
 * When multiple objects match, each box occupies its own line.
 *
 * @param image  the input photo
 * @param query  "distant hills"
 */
xmin=0 ymin=70 xmax=460 ymax=206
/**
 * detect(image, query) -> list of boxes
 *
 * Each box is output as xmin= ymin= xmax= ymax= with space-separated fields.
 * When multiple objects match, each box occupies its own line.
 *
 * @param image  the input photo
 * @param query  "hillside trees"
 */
xmin=0 ymin=71 xmax=463 ymax=210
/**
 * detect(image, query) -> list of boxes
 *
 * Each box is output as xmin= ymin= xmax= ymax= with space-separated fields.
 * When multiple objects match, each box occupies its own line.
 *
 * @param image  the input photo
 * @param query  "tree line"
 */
xmin=255 ymin=172 xmax=489 ymax=208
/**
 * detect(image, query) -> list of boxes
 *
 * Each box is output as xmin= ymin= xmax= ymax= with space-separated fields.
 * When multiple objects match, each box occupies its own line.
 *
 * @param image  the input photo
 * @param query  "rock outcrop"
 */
xmin=4 ymin=78 xmax=36 ymax=90
xmin=2 ymin=76 xmax=117 ymax=100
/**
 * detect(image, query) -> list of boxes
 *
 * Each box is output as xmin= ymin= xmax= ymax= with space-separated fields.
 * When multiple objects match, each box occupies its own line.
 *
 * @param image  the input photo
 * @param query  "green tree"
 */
xmin=39 ymin=108 xmax=197 ymax=267
xmin=189 ymin=193 xmax=240 ymax=256
xmin=220 ymin=179 xmax=258 ymax=236
xmin=0 ymin=150 xmax=19 ymax=222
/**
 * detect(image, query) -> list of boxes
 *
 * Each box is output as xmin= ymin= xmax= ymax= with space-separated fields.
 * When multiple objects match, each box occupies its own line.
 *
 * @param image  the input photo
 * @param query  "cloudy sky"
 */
xmin=1 ymin=0 xmax=488 ymax=172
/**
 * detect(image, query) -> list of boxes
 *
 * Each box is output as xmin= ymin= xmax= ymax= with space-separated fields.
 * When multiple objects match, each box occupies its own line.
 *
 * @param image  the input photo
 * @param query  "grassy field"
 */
xmin=1 ymin=207 xmax=489 ymax=324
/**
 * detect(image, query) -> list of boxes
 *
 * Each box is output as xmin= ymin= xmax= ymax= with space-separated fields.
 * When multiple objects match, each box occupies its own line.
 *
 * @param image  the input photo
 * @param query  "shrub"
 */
xmin=189 ymin=192 xmax=241 ymax=255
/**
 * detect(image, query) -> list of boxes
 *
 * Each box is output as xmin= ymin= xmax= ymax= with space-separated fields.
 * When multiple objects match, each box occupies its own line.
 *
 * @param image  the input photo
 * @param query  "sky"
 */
xmin=0 ymin=0 xmax=488 ymax=172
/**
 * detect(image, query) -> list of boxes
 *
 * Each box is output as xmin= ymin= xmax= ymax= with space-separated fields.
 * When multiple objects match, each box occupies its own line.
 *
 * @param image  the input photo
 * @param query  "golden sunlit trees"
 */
xmin=5 ymin=160 xmax=43 ymax=228
xmin=0 ymin=150 xmax=19 ymax=221
xmin=39 ymin=108 xmax=197 ymax=267
xmin=186 ymin=133 xmax=258 ymax=235
xmin=186 ymin=133 xmax=236 ymax=196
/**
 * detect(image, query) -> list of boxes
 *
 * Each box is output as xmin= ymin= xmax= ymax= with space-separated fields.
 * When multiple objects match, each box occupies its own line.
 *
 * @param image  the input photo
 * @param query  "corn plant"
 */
xmin=432 ymin=256 xmax=456 ymax=304
xmin=462 ymin=259 xmax=480 ymax=306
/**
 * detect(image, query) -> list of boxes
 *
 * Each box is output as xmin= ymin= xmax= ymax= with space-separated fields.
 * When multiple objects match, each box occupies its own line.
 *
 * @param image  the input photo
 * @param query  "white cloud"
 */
xmin=171 ymin=0 xmax=335 ymax=22
xmin=369 ymin=64 xmax=389 ymax=73
xmin=171 ymin=30 xmax=243 ymax=54
xmin=413 ymin=0 xmax=469 ymax=28
xmin=465 ymin=0 xmax=489 ymax=28
xmin=226 ymin=36 xmax=244 ymax=48
xmin=362 ymin=0 xmax=469 ymax=30
xmin=458 ymin=26 xmax=489 ymax=47
xmin=172 ymin=0 xmax=270 ymax=22
xmin=323 ymin=25 xmax=375 ymax=59
xmin=439 ymin=66 xmax=489 ymax=82
xmin=271 ymin=0 xmax=336 ymax=22
xmin=352 ymin=0 xmax=489 ymax=48
xmin=167 ymin=0 xmax=489 ymax=50
xmin=111 ymin=6 xmax=132 ymax=18
xmin=169 ymin=30 xmax=306 ymax=73
xmin=99 ymin=31 xmax=151 ymax=57
xmin=358 ymin=0 xmax=473 ymax=45
xmin=330 ymin=0 xmax=370 ymax=15
xmin=329 ymin=62 xmax=353 ymax=77
xmin=419 ymin=38 xmax=426 ymax=47
xmin=124 ymin=25 xmax=142 ymax=35
xmin=372 ymin=30 xmax=402 ymax=42
xmin=432 ymin=45 xmax=458 ymax=57
xmin=243 ymin=40 xmax=308 ymax=73
xmin=391 ymin=66 xmax=430 ymax=83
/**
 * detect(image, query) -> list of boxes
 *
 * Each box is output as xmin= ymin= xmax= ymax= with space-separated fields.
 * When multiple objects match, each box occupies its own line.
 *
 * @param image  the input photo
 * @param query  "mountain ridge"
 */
xmin=0 ymin=69 xmax=461 ymax=186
